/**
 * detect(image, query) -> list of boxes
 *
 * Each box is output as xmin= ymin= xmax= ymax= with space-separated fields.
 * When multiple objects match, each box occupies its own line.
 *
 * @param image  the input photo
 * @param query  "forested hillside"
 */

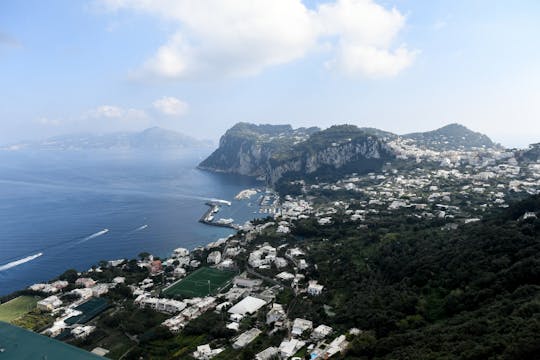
xmin=288 ymin=195 xmax=540 ymax=359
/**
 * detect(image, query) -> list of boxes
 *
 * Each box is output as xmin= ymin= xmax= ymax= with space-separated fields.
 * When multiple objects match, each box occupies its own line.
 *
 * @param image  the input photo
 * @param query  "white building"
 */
xmin=71 ymin=288 xmax=93 ymax=300
xmin=192 ymin=344 xmax=224 ymax=360
xmin=113 ymin=277 xmax=125 ymax=284
xmin=311 ymin=324 xmax=333 ymax=340
xmin=228 ymin=296 xmax=267 ymax=316
xmin=71 ymin=325 xmax=95 ymax=339
xmin=37 ymin=296 xmax=62 ymax=312
xmin=307 ymin=280 xmax=324 ymax=296
xmin=207 ymin=251 xmax=222 ymax=265
xmin=255 ymin=346 xmax=279 ymax=360
xmin=279 ymin=339 xmax=305 ymax=358
xmin=266 ymin=303 xmax=286 ymax=325
xmin=75 ymin=278 xmax=96 ymax=288
xmin=91 ymin=284 xmax=109 ymax=297
xmin=292 ymin=318 xmax=313 ymax=336
xmin=232 ymin=328 xmax=261 ymax=349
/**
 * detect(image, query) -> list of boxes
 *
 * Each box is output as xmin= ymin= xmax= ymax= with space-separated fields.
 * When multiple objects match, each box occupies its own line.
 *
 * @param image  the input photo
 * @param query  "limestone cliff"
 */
xmin=198 ymin=123 xmax=393 ymax=184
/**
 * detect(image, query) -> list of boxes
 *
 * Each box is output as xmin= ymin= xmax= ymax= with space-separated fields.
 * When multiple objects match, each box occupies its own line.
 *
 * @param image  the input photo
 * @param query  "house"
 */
xmin=233 ymin=276 xmax=263 ymax=289
xmin=112 ymin=277 xmax=125 ymax=284
xmin=150 ymin=260 xmax=163 ymax=275
xmin=307 ymin=280 xmax=324 ymax=296
xmin=228 ymin=296 xmax=267 ymax=316
xmin=292 ymin=318 xmax=313 ymax=336
xmin=28 ymin=283 xmax=59 ymax=294
xmin=232 ymin=328 xmax=261 ymax=349
xmin=37 ymin=296 xmax=62 ymax=311
xmin=311 ymin=324 xmax=333 ymax=340
xmin=207 ymin=251 xmax=222 ymax=265
xmin=255 ymin=346 xmax=279 ymax=360
xmin=71 ymin=288 xmax=93 ymax=300
xmin=266 ymin=303 xmax=286 ymax=325
xmin=50 ymin=280 xmax=69 ymax=290
xmin=276 ymin=272 xmax=295 ymax=281
xmin=279 ymin=339 xmax=305 ymax=358
xmin=173 ymin=248 xmax=189 ymax=257
xmin=324 ymin=335 xmax=349 ymax=358
xmin=91 ymin=284 xmax=109 ymax=297
xmin=274 ymin=257 xmax=288 ymax=268
xmin=192 ymin=344 xmax=224 ymax=360
xmin=173 ymin=267 xmax=187 ymax=278
xmin=75 ymin=278 xmax=96 ymax=288
xmin=71 ymin=325 xmax=95 ymax=339
xmin=217 ymin=258 xmax=235 ymax=269
xmin=135 ymin=295 xmax=186 ymax=314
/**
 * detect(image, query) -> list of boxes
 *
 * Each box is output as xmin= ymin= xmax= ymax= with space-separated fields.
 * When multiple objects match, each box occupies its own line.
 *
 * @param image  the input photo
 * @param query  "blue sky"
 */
xmin=1 ymin=0 xmax=539 ymax=147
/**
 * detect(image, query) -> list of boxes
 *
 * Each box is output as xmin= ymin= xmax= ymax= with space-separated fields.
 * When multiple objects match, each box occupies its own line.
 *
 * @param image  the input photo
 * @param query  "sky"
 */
xmin=1 ymin=0 xmax=540 ymax=148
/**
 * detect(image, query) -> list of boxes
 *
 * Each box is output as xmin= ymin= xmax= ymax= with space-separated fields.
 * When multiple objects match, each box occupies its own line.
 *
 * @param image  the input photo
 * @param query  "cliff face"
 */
xmin=198 ymin=123 xmax=312 ymax=177
xmin=266 ymin=134 xmax=392 ymax=184
xmin=199 ymin=123 xmax=393 ymax=184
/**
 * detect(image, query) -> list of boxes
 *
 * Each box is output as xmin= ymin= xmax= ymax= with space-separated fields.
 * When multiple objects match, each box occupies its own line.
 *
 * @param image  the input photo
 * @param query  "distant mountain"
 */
xmin=199 ymin=123 xmax=393 ymax=184
xmin=2 ymin=127 xmax=212 ymax=151
xmin=403 ymin=123 xmax=496 ymax=151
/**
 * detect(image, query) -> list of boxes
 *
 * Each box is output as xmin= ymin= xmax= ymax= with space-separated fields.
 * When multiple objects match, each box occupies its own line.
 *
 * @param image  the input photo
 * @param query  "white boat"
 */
xmin=216 ymin=218 xmax=234 ymax=225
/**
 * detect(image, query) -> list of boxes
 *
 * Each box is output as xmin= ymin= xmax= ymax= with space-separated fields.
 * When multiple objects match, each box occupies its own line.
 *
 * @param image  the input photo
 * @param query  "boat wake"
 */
xmin=132 ymin=224 xmax=148 ymax=232
xmin=0 ymin=253 xmax=43 ymax=272
xmin=76 ymin=228 xmax=109 ymax=244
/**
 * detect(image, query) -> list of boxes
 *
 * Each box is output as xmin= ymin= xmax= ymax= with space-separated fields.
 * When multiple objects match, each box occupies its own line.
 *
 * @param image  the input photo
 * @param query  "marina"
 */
xmin=199 ymin=201 xmax=240 ymax=230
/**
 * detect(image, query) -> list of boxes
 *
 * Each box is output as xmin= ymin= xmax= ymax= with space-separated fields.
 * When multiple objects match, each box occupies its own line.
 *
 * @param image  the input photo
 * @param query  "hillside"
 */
xmin=286 ymin=195 xmax=540 ymax=359
xmin=403 ymin=123 xmax=496 ymax=151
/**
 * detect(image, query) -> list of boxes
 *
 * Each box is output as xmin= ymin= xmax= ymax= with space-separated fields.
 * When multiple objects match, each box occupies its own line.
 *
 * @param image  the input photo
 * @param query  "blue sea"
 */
xmin=0 ymin=149 xmax=261 ymax=296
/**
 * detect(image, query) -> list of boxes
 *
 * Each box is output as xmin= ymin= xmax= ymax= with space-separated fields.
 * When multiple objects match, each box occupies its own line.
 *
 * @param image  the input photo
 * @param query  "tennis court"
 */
xmin=162 ymin=267 xmax=235 ymax=298
xmin=64 ymin=297 xmax=110 ymax=325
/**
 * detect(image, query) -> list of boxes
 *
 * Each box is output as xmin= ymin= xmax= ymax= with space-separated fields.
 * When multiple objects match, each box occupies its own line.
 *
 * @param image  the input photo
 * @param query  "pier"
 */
xmin=199 ymin=201 xmax=240 ymax=230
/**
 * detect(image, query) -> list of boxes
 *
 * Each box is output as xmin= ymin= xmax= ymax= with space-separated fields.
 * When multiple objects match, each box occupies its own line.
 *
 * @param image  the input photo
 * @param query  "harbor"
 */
xmin=199 ymin=200 xmax=240 ymax=230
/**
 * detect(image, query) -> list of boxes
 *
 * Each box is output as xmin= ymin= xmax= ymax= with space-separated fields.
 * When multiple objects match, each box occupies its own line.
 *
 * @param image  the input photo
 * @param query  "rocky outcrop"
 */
xmin=198 ymin=123 xmax=393 ymax=184
xmin=266 ymin=136 xmax=391 ymax=184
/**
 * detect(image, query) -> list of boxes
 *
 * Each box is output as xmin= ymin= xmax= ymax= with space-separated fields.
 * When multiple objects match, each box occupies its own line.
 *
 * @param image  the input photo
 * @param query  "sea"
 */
xmin=0 ymin=148 xmax=261 ymax=296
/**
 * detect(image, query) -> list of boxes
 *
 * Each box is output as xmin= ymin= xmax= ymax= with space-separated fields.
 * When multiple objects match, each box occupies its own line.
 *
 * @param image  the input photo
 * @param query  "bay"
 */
xmin=0 ymin=149 xmax=260 ymax=296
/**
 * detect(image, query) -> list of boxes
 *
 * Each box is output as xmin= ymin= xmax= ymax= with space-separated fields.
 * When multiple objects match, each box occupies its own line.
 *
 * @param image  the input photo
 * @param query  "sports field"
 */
xmin=65 ymin=297 xmax=110 ymax=325
xmin=162 ymin=267 xmax=235 ymax=298
xmin=0 ymin=295 xmax=40 ymax=322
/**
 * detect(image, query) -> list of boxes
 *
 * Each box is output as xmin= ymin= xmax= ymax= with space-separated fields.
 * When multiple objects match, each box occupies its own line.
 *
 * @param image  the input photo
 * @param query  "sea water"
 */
xmin=0 ymin=149 xmax=261 ymax=296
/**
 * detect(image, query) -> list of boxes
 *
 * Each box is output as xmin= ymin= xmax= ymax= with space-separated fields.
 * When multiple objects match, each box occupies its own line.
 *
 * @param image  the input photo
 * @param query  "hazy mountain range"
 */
xmin=1 ymin=127 xmax=213 ymax=151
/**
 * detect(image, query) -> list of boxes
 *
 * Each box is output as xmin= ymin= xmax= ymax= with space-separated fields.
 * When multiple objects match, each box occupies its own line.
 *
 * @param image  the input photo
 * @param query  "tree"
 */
xmin=138 ymin=252 xmax=150 ymax=260
xmin=59 ymin=269 xmax=79 ymax=283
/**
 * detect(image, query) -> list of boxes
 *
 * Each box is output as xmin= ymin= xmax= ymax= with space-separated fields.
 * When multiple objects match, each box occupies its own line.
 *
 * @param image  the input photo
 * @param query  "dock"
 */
xmin=199 ymin=201 xmax=240 ymax=230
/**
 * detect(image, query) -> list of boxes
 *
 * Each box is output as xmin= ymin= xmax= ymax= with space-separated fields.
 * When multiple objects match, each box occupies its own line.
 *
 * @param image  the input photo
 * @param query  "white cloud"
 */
xmin=99 ymin=0 xmax=416 ymax=79
xmin=89 ymin=105 xmax=148 ymax=120
xmin=153 ymin=96 xmax=189 ymax=116
xmin=318 ymin=0 xmax=417 ymax=77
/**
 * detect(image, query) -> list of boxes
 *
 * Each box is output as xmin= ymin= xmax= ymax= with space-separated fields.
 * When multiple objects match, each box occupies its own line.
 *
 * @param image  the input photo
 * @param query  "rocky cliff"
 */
xmin=199 ymin=123 xmax=393 ymax=184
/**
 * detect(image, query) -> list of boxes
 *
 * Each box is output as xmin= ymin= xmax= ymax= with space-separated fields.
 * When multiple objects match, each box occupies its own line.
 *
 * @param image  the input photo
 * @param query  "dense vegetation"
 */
xmin=287 ymin=195 xmax=540 ymax=359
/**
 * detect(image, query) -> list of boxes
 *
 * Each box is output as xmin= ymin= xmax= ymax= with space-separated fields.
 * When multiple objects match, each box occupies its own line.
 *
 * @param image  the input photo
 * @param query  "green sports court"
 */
xmin=162 ymin=267 xmax=236 ymax=298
